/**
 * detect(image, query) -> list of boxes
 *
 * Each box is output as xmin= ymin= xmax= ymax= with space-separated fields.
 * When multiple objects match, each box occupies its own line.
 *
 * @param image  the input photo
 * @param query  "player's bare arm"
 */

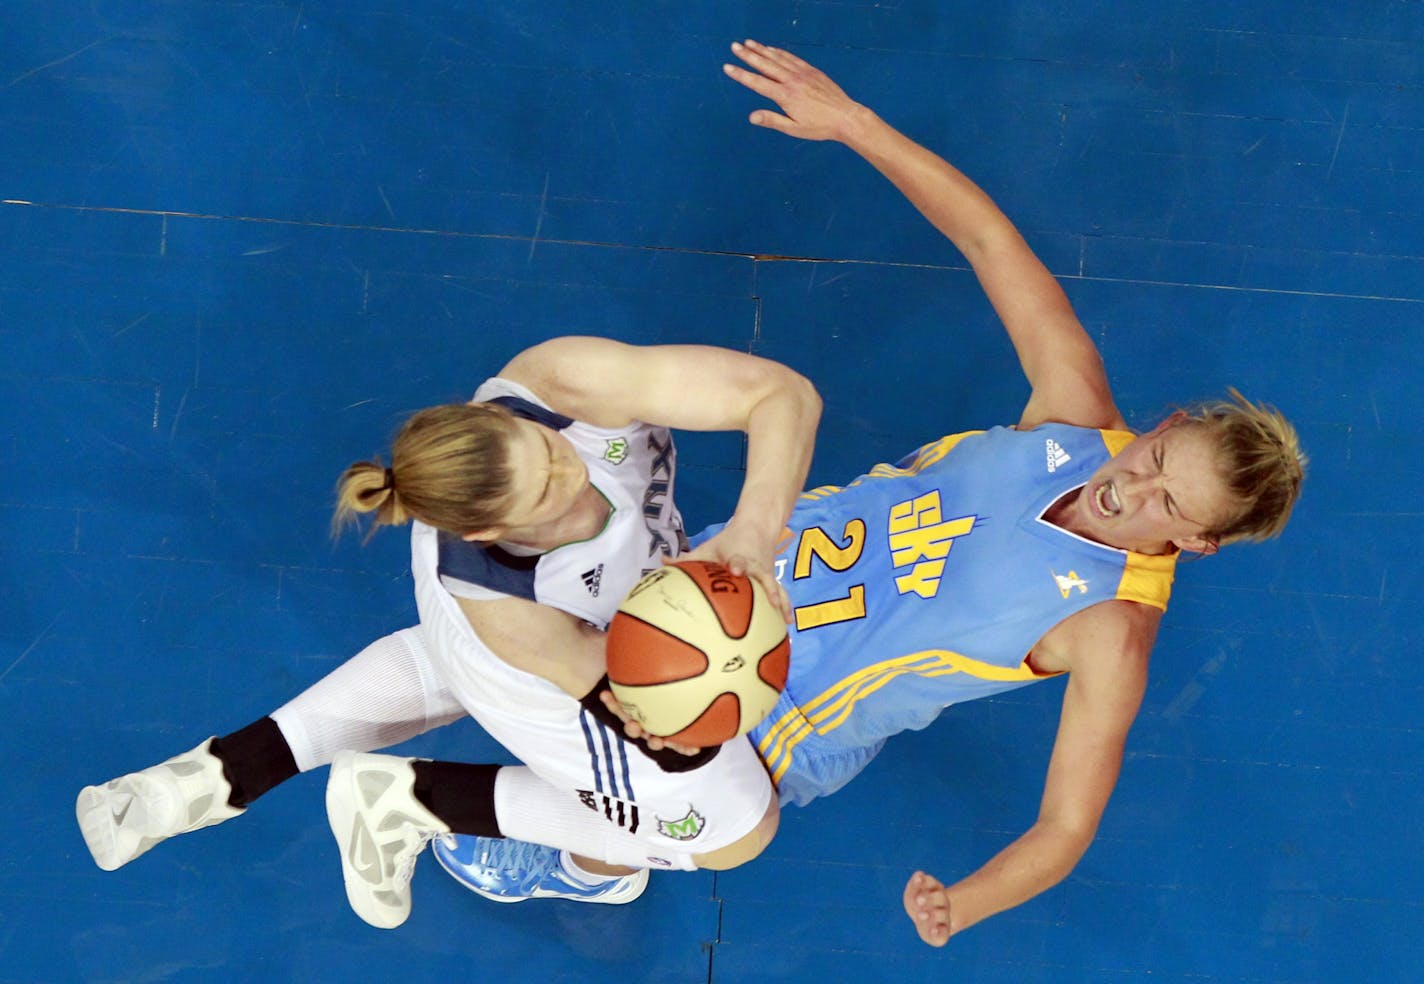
xmin=458 ymin=580 xmax=727 ymax=757
xmin=456 ymin=594 xmax=608 ymax=699
xmin=724 ymin=39 xmax=1123 ymax=434
xmin=457 ymin=594 xmax=704 ymax=761
xmin=502 ymin=335 xmax=821 ymax=620
xmin=914 ymin=602 xmax=1155 ymax=942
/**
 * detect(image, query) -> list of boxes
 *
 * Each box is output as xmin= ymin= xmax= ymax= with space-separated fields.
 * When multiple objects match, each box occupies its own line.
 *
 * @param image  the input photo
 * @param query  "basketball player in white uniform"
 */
xmin=76 ymin=337 xmax=821 ymax=929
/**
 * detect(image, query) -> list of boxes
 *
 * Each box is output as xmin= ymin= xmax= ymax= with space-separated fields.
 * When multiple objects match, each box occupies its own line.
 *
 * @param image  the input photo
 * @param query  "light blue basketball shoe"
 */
xmin=431 ymin=834 xmax=648 ymax=904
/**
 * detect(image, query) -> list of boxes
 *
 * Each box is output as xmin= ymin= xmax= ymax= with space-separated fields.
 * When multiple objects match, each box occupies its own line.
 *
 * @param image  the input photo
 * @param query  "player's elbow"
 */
xmin=764 ymin=366 xmax=822 ymax=425
xmin=791 ymin=371 xmax=823 ymax=417
xmin=1030 ymin=798 xmax=1101 ymax=860
xmin=1039 ymin=814 xmax=1100 ymax=877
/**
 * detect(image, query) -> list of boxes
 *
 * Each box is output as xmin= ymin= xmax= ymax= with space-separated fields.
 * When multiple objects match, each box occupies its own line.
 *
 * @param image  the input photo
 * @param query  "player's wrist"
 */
xmin=837 ymin=103 xmax=886 ymax=152
xmin=724 ymin=502 xmax=790 ymax=546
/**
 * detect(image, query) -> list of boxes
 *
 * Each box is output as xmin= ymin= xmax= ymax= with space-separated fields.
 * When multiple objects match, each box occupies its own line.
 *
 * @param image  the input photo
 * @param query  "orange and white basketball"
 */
xmin=606 ymin=561 xmax=790 ymax=746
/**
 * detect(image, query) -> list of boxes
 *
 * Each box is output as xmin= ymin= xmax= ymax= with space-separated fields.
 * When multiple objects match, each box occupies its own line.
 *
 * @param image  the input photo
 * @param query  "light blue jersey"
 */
xmin=718 ymin=424 xmax=1177 ymax=806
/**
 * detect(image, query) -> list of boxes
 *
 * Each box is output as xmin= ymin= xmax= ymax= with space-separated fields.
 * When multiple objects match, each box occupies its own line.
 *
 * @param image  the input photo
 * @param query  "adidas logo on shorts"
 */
xmin=1045 ymin=439 xmax=1071 ymax=472
xmin=581 ymin=565 xmax=604 ymax=596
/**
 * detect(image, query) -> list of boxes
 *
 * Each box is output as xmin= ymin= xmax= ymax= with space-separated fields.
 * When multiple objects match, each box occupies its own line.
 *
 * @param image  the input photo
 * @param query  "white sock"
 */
xmin=558 ymin=850 xmax=622 ymax=885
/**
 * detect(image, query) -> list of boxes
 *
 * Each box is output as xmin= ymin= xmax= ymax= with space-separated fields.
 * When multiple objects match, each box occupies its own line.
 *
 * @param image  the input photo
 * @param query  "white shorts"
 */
xmin=410 ymin=522 xmax=772 ymax=856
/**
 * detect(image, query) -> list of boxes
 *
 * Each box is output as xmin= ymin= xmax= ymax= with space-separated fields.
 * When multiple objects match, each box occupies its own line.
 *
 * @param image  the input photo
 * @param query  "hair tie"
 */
xmin=382 ymin=467 xmax=396 ymax=492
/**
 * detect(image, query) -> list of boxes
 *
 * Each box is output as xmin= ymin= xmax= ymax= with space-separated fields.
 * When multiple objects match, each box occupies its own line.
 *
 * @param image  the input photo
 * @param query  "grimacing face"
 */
xmin=1068 ymin=418 xmax=1237 ymax=555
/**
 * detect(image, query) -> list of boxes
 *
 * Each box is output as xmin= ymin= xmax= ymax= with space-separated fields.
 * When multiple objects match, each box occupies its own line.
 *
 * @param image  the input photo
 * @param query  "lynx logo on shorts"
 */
xmin=657 ymin=808 xmax=705 ymax=841
xmin=578 ymin=790 xmax=640 ymax=834
xmin=604 ymin=437 xmax=629 ymax=465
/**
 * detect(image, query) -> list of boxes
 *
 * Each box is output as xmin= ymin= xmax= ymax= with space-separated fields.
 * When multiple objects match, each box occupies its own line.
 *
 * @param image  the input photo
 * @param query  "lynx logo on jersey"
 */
xmin=656 ymin=808 xmax=705 ymax=841
xmin=1053 ymin=569 xmax=1089 ymax=598
xmin=603 ymin=437 xmax=629 ymax=465
xmin=889 ymin=491 xmax=976 ymax=599
xmin=1045 ymin=439 xmax=1072 ymax=472
xmin=578 ymin=790 xmax=640 ymax=834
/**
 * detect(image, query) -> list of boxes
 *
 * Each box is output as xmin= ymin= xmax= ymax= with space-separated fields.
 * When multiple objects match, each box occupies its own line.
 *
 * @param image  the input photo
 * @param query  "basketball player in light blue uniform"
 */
xmin=717 ymin=42 xmax=1300 ymax=947
xmin=736 ymin=422 xmax=1176 ymax=807
xmin=438 ymin=42 xmax=1303 ymax=948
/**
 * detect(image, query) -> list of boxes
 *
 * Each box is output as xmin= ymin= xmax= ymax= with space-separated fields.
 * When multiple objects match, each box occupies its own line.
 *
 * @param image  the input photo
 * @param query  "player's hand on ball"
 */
xmin=903 ymin=871 xmax=952 ymax=947
xmin=672 ymin=523 xmax=792 ymax=624
xmin=598 ymin=689 xmax=703 ymax=756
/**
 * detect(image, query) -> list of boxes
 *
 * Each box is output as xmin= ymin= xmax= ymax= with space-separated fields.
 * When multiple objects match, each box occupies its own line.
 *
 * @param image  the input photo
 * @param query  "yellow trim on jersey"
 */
xmin=756 ymin=648 xmax=1049 ymax=784
xmin=875 ymin=431 xmax=981 ymax=477
xmin=794 ymin=432 xmax=983 ymax=506
xmin=1116 ymin=550 xmax=1175 ymax=610
xmin=1101 ymin=429 xmax=1137 ymax=457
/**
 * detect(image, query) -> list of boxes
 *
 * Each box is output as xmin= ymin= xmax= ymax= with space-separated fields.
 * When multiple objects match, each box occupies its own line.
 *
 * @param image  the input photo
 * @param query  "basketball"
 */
xmin=606 ymin=561 xmax=791 ymax=747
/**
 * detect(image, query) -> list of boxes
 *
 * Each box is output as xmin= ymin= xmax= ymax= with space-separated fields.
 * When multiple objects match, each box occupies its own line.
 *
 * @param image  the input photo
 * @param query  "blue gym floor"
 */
xmin=3 ymin=3 xmax=1420 ymax=982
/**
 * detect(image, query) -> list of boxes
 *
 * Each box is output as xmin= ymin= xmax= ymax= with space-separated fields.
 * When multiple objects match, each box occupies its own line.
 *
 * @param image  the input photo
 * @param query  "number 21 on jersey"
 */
xmin=786 ymin=490 xmax=977 ymax=632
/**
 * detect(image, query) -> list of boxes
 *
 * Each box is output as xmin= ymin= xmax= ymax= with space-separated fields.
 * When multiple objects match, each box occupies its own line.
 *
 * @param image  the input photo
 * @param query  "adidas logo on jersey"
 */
xmin=1045 ymin=439 xmax=1071 ymax=472
xmin=581 ymin=565 xmax=604 ymax=596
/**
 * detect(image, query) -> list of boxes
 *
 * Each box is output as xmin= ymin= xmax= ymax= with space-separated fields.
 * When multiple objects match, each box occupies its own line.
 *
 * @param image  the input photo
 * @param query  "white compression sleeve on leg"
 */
xmin=270 ymin=626 xmax=466 ymax=772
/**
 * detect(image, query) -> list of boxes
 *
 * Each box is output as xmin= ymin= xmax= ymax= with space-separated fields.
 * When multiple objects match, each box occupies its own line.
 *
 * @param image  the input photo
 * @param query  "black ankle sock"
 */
xmin=208 ymin=717 xmax=300 ymax=809
xmin=411 ymin=761 xmax=503 ymax=837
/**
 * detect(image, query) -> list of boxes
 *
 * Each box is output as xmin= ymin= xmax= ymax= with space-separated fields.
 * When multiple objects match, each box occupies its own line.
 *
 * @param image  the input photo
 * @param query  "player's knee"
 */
xmin=692 ymin=797 xmax=780 ymax=871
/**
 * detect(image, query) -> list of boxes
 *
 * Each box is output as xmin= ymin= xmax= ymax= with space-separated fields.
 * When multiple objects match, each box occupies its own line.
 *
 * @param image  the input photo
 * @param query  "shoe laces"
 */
xmin=394 ymin=828 xmax=440 ymax=889
xmin=475 ymin=836 xmax=557 ymax=882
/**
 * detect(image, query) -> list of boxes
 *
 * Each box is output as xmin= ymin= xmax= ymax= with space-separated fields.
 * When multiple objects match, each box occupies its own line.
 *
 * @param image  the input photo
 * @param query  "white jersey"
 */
xmin=438 ymin=376 xmax=688 ymax=628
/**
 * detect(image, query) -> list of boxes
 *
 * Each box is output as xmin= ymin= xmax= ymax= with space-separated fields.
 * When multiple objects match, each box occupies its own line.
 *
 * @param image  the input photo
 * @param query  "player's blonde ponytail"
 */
xmin=333 ymin=402 xmax=519 ymax=538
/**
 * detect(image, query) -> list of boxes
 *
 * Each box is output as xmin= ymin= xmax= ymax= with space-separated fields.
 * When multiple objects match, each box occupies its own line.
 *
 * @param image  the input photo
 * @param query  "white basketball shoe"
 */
xmin=76 ymin=738 xmax=244 ymax=871
xmin=325 ymin=751 xmax=450 ymax=929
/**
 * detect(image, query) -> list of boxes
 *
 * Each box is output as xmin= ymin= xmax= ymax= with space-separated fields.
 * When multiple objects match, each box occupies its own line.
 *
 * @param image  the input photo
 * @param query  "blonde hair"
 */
xmin=1184 ymin=388 xmax=1306 ymax=545
xmin=333 ymin=402 xmax=519 ymax=538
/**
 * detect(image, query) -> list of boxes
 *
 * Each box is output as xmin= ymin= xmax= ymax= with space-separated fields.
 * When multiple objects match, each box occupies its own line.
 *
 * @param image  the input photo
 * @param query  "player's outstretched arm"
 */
xmin=911 ymin=606 xmax=1153 ymax=942
xmin=724 ymin=39 xmax=1123 ymax=433
xmin=501 ymin=336 xmax=820 ymax=621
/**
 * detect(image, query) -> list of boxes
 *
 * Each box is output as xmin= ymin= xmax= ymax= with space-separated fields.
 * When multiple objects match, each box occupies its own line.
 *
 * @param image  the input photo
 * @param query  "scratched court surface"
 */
xmin=1 ymin=2 xmax=1420 ymax=982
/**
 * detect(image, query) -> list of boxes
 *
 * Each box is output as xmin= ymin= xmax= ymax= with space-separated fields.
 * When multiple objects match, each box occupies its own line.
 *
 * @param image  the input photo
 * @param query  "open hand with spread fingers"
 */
xmin=723 ymin=39 xmax=866 ymax=142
